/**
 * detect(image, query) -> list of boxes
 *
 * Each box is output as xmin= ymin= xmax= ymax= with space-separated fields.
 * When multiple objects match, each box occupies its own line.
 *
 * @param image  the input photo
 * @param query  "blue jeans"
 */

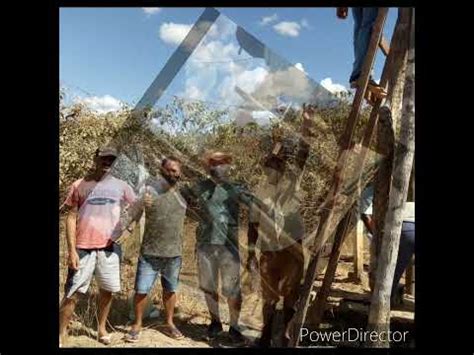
xmin=134 ymin=255 xmax=182 ymax=294
xmin=392 ymin=222 xmax=415 ymax=294
xmin=350 ymin=7 xmax=379 ymax=82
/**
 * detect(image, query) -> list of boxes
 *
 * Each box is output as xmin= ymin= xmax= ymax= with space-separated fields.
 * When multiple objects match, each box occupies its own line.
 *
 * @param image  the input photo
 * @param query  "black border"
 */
xmin=6 ymin=1 xmax=460 ymax=354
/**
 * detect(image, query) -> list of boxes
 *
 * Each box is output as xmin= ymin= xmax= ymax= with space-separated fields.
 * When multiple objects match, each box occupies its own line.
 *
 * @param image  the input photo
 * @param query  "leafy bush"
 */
xmin=59 ymin=93 xmax=375 ymax=233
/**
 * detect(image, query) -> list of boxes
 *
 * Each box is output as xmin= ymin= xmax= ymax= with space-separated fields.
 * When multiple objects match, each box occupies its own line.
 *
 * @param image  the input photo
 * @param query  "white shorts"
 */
xmin=64 ymin=243 xmax=121 ymax=298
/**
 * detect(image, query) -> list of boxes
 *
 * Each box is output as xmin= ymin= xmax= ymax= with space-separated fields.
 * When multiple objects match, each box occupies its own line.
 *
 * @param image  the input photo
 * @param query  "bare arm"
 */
xmin=295 ymin=104 xmax=315 ymax=170
xmin=361 ymin=214 xmax=375 ymax=235
xmin=64 ymin=205 xmax=80 ymax=270
xmin=180 ymin=184 xmax=204 ymax=223
xmin=246 ymin=195 xmax=260 ymax=272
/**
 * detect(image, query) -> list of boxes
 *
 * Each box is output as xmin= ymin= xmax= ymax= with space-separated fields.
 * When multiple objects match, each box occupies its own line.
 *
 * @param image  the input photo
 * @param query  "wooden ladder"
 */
xmin=289 ymin=7 xmax=392 ymax=347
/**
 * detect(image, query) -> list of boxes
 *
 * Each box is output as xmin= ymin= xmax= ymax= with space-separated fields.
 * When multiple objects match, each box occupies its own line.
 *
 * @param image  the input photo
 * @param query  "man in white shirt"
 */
xmin=360 ymin=185 xmax=415 ymax=305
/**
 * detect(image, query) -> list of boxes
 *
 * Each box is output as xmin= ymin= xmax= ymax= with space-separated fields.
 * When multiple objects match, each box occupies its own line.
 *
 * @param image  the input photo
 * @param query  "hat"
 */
xmin=202 ymin=151 xmax=232 ymax=166
xmin=96 ymin=146 xmax=118 ymax=158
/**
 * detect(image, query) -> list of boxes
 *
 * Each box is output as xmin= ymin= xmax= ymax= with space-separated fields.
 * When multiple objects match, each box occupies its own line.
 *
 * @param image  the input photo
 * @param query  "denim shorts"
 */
xmin=134 ymin=254 xmax=182 ymax=294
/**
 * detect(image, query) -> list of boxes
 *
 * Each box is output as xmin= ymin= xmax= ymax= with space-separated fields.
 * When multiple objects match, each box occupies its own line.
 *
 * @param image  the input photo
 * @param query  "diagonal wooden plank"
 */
xmin=307 ymin=205 xmax=359 ymax=328
xmin=134 ymin=8 xmax=220 ymax=113
xmin=379 ymin=35 xmax=390 ymax=56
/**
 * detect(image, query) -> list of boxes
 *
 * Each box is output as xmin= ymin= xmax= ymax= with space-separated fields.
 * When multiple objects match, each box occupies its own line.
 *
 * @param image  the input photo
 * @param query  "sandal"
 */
xmin=367 ymin=79 xmax=387 ymax=98
xmin=162 ymin=325 xmax=184 ymax=340
xmin=98 ymin=334 xmax=112 ymax=345
xmin=124 ymin=329 xmax=140 ymax=343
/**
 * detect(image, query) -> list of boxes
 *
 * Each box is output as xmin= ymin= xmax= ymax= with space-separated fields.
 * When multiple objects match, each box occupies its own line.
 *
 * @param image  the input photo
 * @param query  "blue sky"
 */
xmin=60 ymin=7 xmax=397 ymax=113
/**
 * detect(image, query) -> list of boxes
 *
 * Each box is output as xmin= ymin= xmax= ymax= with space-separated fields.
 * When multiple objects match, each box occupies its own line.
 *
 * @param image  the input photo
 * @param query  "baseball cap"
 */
xmin=96 ymin=146 xmax=118 ymax=158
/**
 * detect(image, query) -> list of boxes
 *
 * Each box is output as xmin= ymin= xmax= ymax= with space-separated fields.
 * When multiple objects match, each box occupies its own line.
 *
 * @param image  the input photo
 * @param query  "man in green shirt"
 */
xmin=185 ymin=151 xmax=254 ymax=345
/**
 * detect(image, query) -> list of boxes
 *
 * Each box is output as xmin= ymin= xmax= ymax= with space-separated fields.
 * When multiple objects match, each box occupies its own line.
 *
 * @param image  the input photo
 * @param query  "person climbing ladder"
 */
xmin=337 ymin=7 xmax=388 ymax=100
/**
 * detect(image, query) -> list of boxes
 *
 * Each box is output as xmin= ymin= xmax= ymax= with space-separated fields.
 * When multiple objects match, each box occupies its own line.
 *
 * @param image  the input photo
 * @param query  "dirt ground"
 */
xmin=59 ymin=220 xmax=414 ymax=348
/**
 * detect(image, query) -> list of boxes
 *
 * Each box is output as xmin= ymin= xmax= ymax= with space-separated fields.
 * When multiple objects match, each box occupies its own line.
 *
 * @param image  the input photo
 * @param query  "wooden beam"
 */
xmin=366 ymin=8 xmax=415 ymax=347
xmin=134 ymin=7 xmax=220 ymax=112
xmin=386 ymin=8 xmax=411 ymax=125
xmin=354 ymin=218 xmax=364 ymax=281
xmin=379 ymin=36 xmax=390 ymax=56
xmin=370 ymin=107 xmax=395 ymax=290
xmin=308 ymin=206 xmax=358 ymax=328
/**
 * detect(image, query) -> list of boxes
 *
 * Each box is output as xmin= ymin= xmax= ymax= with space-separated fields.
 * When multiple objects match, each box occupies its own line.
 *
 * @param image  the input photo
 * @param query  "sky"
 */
xmin=60 ymin=7 xmax=398 ymax=114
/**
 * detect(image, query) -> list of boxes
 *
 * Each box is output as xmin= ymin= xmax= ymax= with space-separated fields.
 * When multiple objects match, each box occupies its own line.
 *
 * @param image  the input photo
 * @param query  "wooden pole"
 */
xmin=404 ymin=161 xmax=415 ymax=296
xmin=365 ymin=8 xmax=415 ymax=347
xmin=307 ymin=205 xmax=358 ymax=328
xmin=369 ymin=7 xmax=410 ymax=292
xmin=353 ymin=218 xmax=364 ymax=281
xmin=385 ymin=8 xmax=411 ymax=129
xmin=370 ymin=106 xmax=396 ymax=290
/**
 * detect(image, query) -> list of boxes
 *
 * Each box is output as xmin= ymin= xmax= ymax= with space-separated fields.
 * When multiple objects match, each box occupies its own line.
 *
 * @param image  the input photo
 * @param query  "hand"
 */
xmin=302 ymin=103 xmax=317 ymax=121
xmin=115 ymin=228 xmax=132 ymax=245
xmin=302 ymin=103 xmax=316 ymax=135
xmin=68 ymin=250 xmax=80 ymax=270
xmin=337 ymin=7 xmax=348 ymax=19
xmin=144 ymin=192 xmax=153 ymax=208
xmin=352 ymin=142 xmax=362 ymax=155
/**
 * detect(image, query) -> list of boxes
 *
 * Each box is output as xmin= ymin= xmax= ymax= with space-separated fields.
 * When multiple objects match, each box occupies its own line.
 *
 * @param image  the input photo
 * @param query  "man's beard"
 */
xmin=163 ymin=174 xmax=179 ymax=186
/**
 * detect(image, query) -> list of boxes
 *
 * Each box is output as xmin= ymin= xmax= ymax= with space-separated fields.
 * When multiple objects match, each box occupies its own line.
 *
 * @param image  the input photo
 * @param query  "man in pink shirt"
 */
xmin=59 ymin=146 xmax=136 ymax=346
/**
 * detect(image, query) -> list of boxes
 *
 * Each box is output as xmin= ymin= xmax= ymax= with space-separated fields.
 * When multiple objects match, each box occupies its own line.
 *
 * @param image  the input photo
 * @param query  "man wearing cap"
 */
xmin=246 ymin=104 xmax=314 ymax=347
xmin=184 ymin=151 xmax=254 ymax=345
xmin=59 ymin=146 xmax=136 ymax=346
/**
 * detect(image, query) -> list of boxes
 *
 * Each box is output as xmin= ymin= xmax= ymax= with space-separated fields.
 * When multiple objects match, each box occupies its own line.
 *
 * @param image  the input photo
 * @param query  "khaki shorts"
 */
xmin=64 ymin=243 xmax=121 ymax=298
xmin=197 ymin=244 xmax=241 ymax=299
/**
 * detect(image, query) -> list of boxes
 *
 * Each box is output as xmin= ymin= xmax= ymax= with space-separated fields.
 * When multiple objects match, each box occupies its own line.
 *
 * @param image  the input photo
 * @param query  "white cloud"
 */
xmin=294 ymin=62 xmax=306 ymax=73
xmin=142 ymin=8 xmax=161 ymax=16
xmin=159 ymin=19 xmax=233 ymax=48
xmin=301 ymin=19 xmax=310 ymax=28
xmin=255 ymin=66 xmax=312 ymax=105
xmin=159 ymin=22 xmax=192 ymax=45
xmin=218 ymin=64 xmax=269 ymax=105
xmin=166 ymin=19 xmax=311 ymax=112
xmin=212 ymin=17 xmax=235 ymax=40
xmin=234 ymin=66 xmax=268 ymax=93
xmin=234 ymin=109 xmax=273 ymax=127
xmin=273 ymin=21 xmax=302 ymax=37
xmin=320 ymin=78 xmax=348 ymax=94
xmin=193 ymin=40 xmax=238 ymax=63
xmin=260 ymin=14 xmax=278 ymax=26
xmin=179 ymin=40 xmax=241 ymax=101
xmin=183 ymin=84 xmax=203 ymax=101
xmin=75 ymin=95 xmax=123 ymax=114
